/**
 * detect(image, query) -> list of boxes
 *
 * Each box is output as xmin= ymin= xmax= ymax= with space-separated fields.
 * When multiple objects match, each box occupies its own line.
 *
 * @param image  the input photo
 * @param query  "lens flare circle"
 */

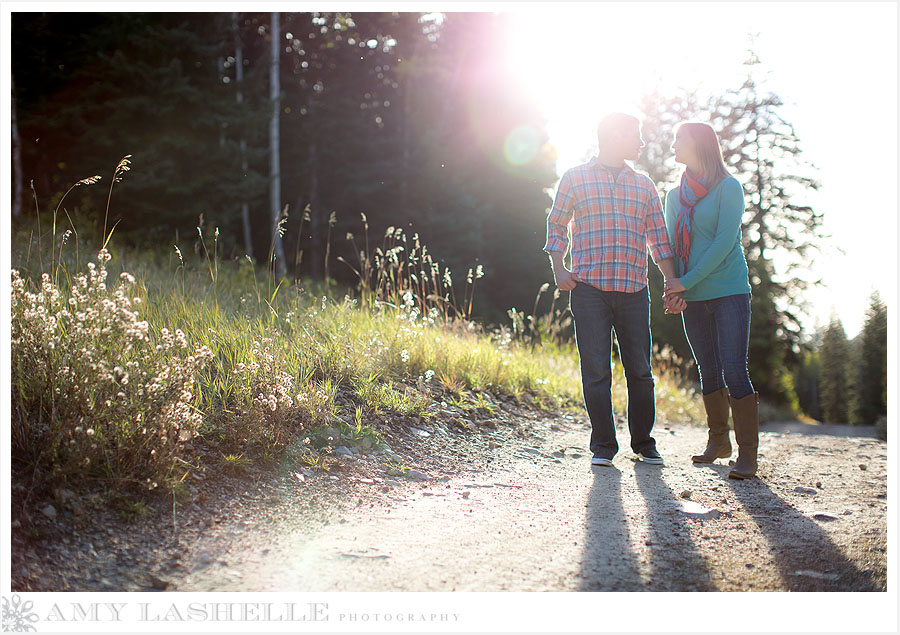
xmin=503 ymin=125 xmax=540 ymax=166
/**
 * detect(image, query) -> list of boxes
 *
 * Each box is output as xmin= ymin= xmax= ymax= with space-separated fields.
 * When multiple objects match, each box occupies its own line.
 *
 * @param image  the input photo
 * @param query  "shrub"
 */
xmin=10 ymin=250 xmax=212 ymax=491
xmin=223 ymin=337 xmax=336 ymax=454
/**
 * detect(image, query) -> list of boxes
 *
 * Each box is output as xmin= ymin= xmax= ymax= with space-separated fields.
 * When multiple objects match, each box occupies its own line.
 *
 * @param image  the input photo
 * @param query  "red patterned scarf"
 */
xmin=673 ymin=170 xmax=710 ymax=273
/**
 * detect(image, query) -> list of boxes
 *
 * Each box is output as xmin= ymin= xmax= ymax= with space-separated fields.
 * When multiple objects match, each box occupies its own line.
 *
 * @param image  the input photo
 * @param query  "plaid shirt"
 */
xmin=543 ymin=158 xmax=674 ymax=293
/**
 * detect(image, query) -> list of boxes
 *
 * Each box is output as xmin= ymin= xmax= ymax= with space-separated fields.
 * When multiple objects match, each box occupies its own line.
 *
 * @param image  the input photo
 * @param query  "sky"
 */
xmin=501 ymin=1 xmax=897 ymax=338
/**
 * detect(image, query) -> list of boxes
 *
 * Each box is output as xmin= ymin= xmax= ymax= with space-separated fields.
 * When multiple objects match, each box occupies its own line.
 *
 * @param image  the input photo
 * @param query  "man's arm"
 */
xmin=543 ymin=171 xmax=578 ymax=290
xmin=656 ymin=257 xmax=677 ymax=280
xmin=655 ymin=257 xmax=686 ymax=313
xmin=645 ymin=187 xmax=686 ymax=312
xmin=644 ymin=185 xmax=676 ymax=278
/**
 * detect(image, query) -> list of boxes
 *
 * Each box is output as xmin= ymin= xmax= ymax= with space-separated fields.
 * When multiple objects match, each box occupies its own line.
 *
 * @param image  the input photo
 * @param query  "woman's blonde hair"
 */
xmin=676 ymin=122 xmax=731 ymax=187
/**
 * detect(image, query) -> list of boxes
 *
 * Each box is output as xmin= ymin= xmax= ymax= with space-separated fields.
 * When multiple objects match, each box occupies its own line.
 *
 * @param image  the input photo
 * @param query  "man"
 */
xmin=544 ymin=112 xmax=684 ymax=467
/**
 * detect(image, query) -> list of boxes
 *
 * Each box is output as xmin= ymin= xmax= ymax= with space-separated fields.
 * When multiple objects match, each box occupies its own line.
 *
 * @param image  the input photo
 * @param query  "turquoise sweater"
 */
xmin=664 ymin=176 xmax=752 ymax=302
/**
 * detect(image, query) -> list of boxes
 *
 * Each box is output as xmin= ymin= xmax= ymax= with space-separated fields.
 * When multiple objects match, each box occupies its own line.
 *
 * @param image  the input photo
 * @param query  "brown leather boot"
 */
xmin=691 ymin=387 xmax=732 ymax=463
xmin=728 ymin=392 xmax=759 ymax=479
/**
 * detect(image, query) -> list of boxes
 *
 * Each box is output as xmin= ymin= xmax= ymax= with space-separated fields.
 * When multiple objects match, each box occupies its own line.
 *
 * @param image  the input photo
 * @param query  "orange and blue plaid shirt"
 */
xmin=543 ymin=158 xmax=674 ymax=293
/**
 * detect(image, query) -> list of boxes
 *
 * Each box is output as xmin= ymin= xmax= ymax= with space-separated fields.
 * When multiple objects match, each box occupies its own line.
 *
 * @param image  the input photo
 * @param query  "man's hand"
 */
xmin=663 ymin=277 xmax=687 ymax=314
xmin=548 ymin=252 xmax=580 ymax=291
xmin=554 ymin=266 xmax=580 ymax=291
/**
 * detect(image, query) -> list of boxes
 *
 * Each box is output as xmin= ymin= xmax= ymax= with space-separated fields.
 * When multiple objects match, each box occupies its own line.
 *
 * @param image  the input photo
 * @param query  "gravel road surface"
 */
xmin=13 ymin=406 xmax=887 ymax=593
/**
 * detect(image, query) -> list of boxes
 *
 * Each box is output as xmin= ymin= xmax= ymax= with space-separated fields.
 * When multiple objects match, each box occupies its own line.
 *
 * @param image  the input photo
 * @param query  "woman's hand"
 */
xmin=664 ymin=277 xmax=687 ymax=295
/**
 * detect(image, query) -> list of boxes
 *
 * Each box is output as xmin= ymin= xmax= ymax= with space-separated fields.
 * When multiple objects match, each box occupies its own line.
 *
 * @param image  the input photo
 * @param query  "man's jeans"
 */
xmin=570 ymin=282 xmax=657 ymax=460
xmin=681 ymin=293 xmax=754 ymax=400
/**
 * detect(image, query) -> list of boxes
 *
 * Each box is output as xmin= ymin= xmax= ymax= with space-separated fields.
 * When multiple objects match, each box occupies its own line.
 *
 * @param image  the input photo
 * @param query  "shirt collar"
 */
xmin=589 ymin=157 xmax=634 ymax=175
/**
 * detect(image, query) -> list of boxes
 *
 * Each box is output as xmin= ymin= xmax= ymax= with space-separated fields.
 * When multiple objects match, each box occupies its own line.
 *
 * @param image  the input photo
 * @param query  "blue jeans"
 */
xmin=570 ymin=282 xmax=657 ymax=459
xmin=681 ymin=294 xmax=754 ymax=399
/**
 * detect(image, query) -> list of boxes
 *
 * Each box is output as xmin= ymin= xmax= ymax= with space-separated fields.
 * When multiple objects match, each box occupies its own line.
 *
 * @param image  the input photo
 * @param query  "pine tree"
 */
xmin=272 ymin=12 xmax=557 ymax=317
xmin=850 ymin=291 xmax=888 ymax=425
xmin=12 ymin=12 xmax=558 ymax=320
xmin=793 ymin=324 xmax=823 ymax=421
xmin=12 ymin=13 xmax=266 ymax=251
xmin=820 ymin=317 xmax=850 ymax=424
xmin=793 ymin=349 xmax=822 ymax=421
xmin=277 ymin=11 xmax=413 ymax=279
xmin=635 ymin=46 xmax=823 ymax=404
xmin=711 ymin=48 xmax=823 ymax=400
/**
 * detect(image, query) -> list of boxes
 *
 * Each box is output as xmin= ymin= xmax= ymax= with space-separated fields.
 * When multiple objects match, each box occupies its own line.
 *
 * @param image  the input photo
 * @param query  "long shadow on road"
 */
xmin=632 ymin=462 xmax=715 ymax=591
xmin=580 ymin=462 xmax=716 ymax=591
xmin=579 ymin=466 xmax=643 ymax=590
xmin=714 ymin=466 xmax=882 ymax=591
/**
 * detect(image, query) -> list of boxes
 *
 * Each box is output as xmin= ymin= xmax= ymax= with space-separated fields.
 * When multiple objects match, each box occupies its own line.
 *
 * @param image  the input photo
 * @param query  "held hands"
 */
xmin=664 ymin=292 xmax=687 ymax=314
xmin=663 ymin=277 xmax=688 ymax=315
xmin=552 ymin=266 xmax=685 ymax=312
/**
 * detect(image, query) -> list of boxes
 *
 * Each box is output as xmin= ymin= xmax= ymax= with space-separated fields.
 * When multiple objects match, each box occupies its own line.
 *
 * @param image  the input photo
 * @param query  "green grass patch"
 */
xmin=10 ymin=201 xmax=701 ymax=499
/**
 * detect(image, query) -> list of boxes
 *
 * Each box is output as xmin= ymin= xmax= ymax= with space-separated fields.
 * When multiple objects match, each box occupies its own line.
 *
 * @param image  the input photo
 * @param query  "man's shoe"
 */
xmin=637 ymin=449 xmax=663 ymax=465
xmin=591 ymin=456 xmax=613 ymax=467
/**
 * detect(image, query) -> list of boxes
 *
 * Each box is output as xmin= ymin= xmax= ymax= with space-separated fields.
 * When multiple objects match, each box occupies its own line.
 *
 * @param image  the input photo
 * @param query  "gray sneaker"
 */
xmin=591 ymin=456 xmax=613 ymax=467
xmin=638 ymin=449 xmax=663 ymax=465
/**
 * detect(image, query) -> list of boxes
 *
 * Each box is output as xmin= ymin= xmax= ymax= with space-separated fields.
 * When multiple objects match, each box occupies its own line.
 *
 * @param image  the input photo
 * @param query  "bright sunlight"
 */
xmin=499 ymin=4 xmax=895 ymax=338
xmin=502 ymin=7 xmax=746 ymax=170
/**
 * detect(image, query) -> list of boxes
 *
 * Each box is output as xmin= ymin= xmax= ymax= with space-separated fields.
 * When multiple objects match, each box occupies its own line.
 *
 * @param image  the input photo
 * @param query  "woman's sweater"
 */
xmin=664 ymin=176 xmax=752 ymax=301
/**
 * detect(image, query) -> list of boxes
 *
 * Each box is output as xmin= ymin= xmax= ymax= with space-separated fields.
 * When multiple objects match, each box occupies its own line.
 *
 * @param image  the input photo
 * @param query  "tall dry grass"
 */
xmin=10 ymin=159 xmax=701 ymax=498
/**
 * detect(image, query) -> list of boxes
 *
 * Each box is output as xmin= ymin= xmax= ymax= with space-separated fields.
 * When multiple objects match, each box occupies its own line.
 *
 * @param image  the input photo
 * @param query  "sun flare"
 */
xmin=500 ymin=7 xmax=748 ymax=175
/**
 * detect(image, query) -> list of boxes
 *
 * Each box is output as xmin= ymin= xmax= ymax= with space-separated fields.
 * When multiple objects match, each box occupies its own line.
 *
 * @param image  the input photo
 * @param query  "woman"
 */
xmin=662 ymin=122 xmax=758 ymax=479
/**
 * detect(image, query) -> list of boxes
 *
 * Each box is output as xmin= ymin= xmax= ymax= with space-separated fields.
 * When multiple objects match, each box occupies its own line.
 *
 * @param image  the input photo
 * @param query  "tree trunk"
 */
xmin=218 ymin=55 xmax=226 ymax=148
xmin=269 ymin=12 xmax=286 ymax=278
xmin=308 ymin=139 xmax=322 ymax=279
xmin=233 ymin=12 xmax=253 ymax=258
xmin=11 ymin=74 xmax=23 ymax=219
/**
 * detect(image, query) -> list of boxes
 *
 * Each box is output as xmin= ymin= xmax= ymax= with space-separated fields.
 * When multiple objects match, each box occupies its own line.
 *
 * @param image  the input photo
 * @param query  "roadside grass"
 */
xmin=10 ymin=164 xmax=703 ymax=501
xmin=646 ymin=344 xmax=706 ymax=425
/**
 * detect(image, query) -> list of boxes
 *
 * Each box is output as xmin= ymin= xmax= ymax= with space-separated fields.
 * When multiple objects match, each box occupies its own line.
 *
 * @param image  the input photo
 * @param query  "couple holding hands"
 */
xmin=544 ymin=113 xmax=758 ymax=480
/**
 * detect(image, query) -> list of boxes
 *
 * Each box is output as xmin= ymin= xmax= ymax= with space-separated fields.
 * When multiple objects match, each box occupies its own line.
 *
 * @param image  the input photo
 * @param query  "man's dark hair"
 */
xmin=597 ymin=112 xmax=640 ymax=150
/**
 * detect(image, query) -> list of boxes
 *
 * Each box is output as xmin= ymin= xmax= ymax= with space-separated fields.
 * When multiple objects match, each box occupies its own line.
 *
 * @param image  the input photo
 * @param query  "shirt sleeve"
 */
xmin=644 ymin=184 xmax=675 ymax=263
xmin=680 ymin=178 xmax=745 ymax=290
xmin=543 ymin=170 xmax=575 ymax=255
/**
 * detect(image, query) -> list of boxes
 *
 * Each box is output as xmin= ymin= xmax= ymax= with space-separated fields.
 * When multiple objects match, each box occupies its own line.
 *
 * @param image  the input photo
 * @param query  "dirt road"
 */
xmin=13 ymin=405 xmax=887 ymax=594
xmin=171 ymin=414 xmax=887 ymax=593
